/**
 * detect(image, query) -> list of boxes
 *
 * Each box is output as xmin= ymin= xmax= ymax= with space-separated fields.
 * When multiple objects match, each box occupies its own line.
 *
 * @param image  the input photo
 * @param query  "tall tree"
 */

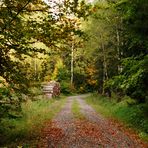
xmin=82 ymin=0 xmax=120 ymax=95
xmin=110 ymin=0 xmax=148 ymax=102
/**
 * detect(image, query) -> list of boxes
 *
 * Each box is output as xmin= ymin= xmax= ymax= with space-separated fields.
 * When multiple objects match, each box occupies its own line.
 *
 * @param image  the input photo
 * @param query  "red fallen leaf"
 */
xmin=111 ymin=131 xmax=116 ymax=135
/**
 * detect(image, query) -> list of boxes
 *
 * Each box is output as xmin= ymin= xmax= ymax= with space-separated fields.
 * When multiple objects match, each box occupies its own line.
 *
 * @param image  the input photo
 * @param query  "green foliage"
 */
xmin=91 ymin=0 xmax=148 ymax=101
xmin=29 ymin=86 xmax=43 ymax=97
xmin=107 ymin=55 xmax=148 ymax=102
xmin=82 ymin=0 xmax=121 ymax=94
xmin=0 ymin=0 xmax=47 ymax=121
xmin=0 ymin=80 xmax=23 ymax=120
xmin=57 ymin=67 xmax=69 ymax=82
xmin=86 ymin=94 xmax=148 ymax=141
xmin=112 ymin=0 xmax=148 ymax=101
xmin=73 ymin=73 xmax=87 ymax=92
xmin=60 ymin=81 xmax=72 ymax=94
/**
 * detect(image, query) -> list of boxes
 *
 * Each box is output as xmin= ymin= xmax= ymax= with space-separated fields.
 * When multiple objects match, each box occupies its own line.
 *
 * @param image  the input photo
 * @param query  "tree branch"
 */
xmin=1 ymin=0 xmax=32 ymax=32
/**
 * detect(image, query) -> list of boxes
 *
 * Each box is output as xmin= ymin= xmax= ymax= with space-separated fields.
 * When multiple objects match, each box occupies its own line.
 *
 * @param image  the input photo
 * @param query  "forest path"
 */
xmin=39 ymin=95 xmax=146 ymax=148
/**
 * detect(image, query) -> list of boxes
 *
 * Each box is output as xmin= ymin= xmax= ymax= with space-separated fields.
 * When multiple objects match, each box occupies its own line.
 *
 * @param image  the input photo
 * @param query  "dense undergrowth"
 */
xmin=0 ymin=95 xmax=67 ymax=147
xmin=86 ymin=94 xmax=148 ymax=141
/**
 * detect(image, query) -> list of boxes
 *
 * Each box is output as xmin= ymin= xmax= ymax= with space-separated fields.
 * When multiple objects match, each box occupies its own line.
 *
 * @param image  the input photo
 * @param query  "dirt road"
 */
xmin=39 ymin=95 xmax=146 ymax=148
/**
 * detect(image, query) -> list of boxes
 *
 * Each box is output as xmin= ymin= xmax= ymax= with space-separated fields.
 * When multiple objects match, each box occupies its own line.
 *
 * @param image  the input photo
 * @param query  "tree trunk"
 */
xmin=116 ymin=26 xmax=121 ymax=74
xmin=116 ymin=23 xmax=123 ymax=74
xmin=101 ymin=38 xmax=108 ymax=95
xmin=100 ymin=35 xmax=111 ymax=97
xmin=71 ymin=41 xmax=74 ymax=86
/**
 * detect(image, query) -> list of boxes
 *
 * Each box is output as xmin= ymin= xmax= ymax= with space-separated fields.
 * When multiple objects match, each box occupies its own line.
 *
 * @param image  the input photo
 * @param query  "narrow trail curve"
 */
xmin=39 ymin=95 xmax=147 ymax=148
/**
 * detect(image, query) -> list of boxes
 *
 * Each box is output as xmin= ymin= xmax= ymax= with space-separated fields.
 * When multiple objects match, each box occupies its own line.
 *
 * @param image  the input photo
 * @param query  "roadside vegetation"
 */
xmin=0 ymin=95 xmax=67 ymax=147
xmin=86 ymin=94 xmax=148 ymax=141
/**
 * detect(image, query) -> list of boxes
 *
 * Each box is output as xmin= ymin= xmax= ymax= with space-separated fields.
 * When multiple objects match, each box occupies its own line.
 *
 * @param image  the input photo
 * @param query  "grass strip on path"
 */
xmin=72 ymin=99 xmax=85 ymax=120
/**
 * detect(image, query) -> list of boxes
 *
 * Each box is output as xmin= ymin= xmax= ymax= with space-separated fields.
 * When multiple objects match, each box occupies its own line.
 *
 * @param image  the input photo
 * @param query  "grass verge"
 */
xmin=0 ymin=95 xmax=67 ymax=147
xmin=72 ymin=99 xmax=85 ymax=120
xmin=85 ymin=94 xmax=148 ymax=141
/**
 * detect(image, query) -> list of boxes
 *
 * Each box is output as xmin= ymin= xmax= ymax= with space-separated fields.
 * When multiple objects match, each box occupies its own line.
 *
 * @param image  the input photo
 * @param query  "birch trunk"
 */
xmin=71 ymin=41 xmax=74 ymax=86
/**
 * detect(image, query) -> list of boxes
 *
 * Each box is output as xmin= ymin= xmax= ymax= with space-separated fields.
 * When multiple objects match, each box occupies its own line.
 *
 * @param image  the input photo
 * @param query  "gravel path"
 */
xmin=39 ymin=95 xmax=147 ymax=148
